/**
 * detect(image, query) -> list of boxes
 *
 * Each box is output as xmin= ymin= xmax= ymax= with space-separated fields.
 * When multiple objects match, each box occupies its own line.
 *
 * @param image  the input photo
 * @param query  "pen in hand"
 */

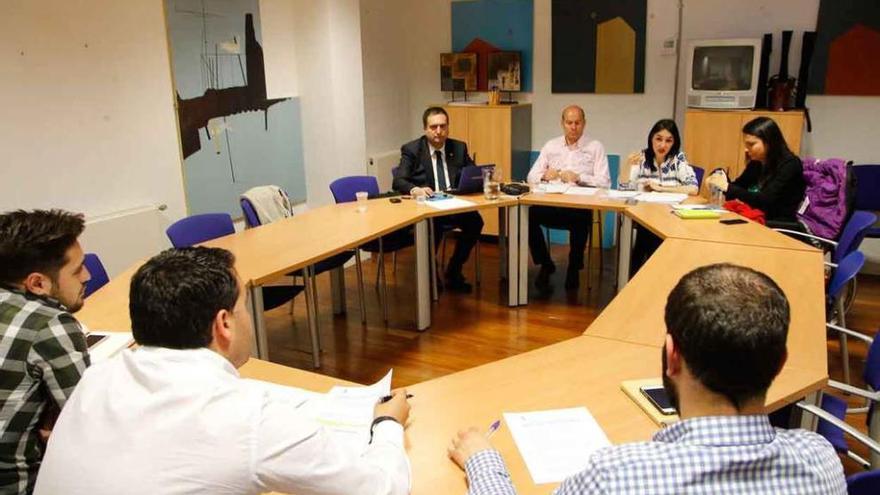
xmin=486 ymin=419 xmax=501 ymax=438
xmin=378 ymin=393 xmax=414 ymax=404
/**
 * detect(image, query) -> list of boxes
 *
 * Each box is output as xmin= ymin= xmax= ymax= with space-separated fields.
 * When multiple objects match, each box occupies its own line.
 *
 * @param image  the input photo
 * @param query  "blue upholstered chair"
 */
xmin=83 ymin=253 xmax=110 ymax=298
xmin=239 ymin=195 xmax=364 ymax=324
xmin=329 ymin=176 xmax=414 ymax=323
xmin=166 ymin=213 xmax=320 ymax=367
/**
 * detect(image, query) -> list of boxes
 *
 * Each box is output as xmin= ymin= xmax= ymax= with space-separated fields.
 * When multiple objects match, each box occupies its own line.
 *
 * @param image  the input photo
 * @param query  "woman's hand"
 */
xmin=706 ymin=172 xmax=729 ymax=192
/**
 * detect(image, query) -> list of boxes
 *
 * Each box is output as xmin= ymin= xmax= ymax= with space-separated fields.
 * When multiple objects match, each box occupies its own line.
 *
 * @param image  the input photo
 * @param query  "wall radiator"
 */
xmin=367 ymin=150 xmax=400 ymax=192
xmin=79 ymin=205 xmax=170 ymax=278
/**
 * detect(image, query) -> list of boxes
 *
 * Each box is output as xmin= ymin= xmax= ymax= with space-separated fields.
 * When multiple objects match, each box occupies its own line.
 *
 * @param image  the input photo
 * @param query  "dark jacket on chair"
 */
xmin=392 ymin=136 xmax=475 ymax=194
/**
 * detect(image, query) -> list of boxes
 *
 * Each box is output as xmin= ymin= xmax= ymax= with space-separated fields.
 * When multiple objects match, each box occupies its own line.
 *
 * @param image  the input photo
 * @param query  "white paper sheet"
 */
xmin=310 ymin=370 xmax=394 ymax=452
xmin=634 ymin=192 xmax=689 ymax=204
xmin=504 ymin=407 xmax=611 ymax=484
xmin=242 ymin=379 xmax=321 ymax=409
xmin=424 ymin=197 xmax=477 ymax=210
xmin=671 ymin=204 xmax=726 ymax=212
xmin=535 ymin=183 xmax=570 ymax=194
xmin=86 ymin=331 xmax=134 ymax=363
xmin=563 ymin=186 xmax=598 ymax=196
xmin=606 ymin=190 xmax=639 ymax=199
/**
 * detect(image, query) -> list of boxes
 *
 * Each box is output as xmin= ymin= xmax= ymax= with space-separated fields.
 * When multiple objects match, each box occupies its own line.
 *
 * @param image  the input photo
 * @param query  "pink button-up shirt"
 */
xmin=527 ymin=134 xmax=611 ymax=188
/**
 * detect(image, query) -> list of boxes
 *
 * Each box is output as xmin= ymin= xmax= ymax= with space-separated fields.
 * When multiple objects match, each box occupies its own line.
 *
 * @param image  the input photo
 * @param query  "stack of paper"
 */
xmin=563 ymin=186 xmax=598 ymax=196
xmin=504 ymin=407 xmax=611 ymax=484
xmin=634 ymin=192 xmax=689 ymax=204
xmin=425 ymin=197 xmax=476 ymax=210
xmin=606 ymin=190 xmax=639 ymax=199
xmin=535 ymin=183 xmax=570 ymax=194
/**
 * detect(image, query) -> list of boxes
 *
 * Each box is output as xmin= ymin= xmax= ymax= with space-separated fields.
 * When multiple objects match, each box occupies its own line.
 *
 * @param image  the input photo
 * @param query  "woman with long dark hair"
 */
xmin=625 ymin=119 xmax=699 ymax=274
xmin=706 ymin=116 xmax=805 ymax=222
xmin=623 ymin=118 xmax=698 ymax=195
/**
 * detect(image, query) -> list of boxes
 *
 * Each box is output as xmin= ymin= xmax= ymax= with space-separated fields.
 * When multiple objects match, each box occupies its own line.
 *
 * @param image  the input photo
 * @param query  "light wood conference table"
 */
xmin=76 ymin=191 xmax=828 ymax=495
xmin=200 ymin=195 xmax=520 ymax=362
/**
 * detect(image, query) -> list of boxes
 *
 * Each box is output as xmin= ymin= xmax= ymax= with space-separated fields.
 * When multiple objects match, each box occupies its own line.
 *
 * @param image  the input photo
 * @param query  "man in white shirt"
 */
xmin=526 ymin=105 xmax=610 ymax=291
xmin=35 ymin=247 xmax=412 ymax=495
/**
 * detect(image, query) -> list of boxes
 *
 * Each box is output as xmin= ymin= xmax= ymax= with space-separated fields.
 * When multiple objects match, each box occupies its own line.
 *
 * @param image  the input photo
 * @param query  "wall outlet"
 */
xmin=661 ymin=37 xmax=677 ymax=56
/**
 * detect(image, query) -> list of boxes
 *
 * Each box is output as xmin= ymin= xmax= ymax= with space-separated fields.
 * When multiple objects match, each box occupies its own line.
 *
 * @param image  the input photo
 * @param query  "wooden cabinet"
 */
xmin=684 ymin=109 xmax=805 ymax=194
xmin=443 ymin=103 xmax=532 ymax=235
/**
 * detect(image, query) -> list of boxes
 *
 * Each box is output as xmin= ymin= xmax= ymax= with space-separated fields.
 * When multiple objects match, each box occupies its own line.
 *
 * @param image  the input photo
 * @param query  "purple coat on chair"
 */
xmin=798 ymin=157 xmax=847 ymax=239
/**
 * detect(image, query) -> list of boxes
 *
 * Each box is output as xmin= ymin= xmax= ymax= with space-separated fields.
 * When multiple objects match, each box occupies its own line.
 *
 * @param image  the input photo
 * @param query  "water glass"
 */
xmin=355 ymin=191 xmax=368 ymax=212
xmin=483 ymin=168 xmax=501 ymax=200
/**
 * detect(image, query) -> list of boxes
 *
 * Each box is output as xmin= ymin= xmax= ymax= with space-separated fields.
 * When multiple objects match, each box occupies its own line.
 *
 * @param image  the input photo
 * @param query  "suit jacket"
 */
xmin=392 ymin=136 xmax=475 ymax=194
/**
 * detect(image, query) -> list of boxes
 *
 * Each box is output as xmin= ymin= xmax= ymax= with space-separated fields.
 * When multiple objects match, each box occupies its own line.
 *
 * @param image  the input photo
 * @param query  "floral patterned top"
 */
xmin=628 ymin=151 xmax=698 ymax=188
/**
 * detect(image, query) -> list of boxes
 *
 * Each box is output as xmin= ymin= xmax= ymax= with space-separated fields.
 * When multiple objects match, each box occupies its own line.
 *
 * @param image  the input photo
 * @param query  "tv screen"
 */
xmin=691 ymin=46 xmax=755 ymax=91
xmin=487 ymin=52 xmax=522 ymax=92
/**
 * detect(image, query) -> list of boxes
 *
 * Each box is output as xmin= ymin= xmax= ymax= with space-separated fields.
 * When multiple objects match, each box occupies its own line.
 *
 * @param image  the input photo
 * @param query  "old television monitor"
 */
xmin=686 ymin=38 xmax=761 ymax=109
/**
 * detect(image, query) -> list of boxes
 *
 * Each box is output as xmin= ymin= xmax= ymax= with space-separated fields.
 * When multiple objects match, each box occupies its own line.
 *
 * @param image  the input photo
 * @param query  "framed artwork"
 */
xmin=440 ymin=53 xmax=478 ymax=91
xmin=488 ymin=52 xmax=522 ymax=91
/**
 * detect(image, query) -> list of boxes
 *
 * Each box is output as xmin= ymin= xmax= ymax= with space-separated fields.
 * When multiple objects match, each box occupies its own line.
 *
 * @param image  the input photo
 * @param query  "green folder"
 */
xmin=673 ymin=209 xmax=721 ymax=219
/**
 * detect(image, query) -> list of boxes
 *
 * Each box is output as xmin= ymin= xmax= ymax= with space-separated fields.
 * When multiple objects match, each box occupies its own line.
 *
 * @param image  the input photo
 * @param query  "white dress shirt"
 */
xmin=34 ymin=347 xmax=410 ymax=495
xmin=527 ymin=134 xmax=610 ymax=188
xmin=429 ymin=143 xmax=451 ymax=191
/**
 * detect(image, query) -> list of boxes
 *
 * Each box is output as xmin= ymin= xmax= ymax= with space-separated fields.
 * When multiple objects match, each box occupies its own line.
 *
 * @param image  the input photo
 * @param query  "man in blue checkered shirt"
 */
xmin=448 ymin=263 xmax=847 ymax=494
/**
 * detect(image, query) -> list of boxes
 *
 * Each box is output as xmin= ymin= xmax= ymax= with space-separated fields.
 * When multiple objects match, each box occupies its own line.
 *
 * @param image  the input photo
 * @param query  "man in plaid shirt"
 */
xmin=0 ymin=210 xmax=91 ymax=494
xmin=448 ymin=263 xmax=847 ymax=494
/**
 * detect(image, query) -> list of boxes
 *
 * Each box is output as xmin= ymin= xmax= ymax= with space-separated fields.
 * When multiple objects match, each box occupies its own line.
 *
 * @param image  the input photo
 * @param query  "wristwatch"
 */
xmin=369 ymin=416 xmax=399 ymax=443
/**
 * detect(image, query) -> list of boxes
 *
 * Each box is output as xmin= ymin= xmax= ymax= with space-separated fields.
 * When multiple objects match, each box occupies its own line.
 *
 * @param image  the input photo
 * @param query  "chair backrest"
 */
xmin=692 ymin=166 xmax=705 ymax=189
xmin=328 ymin=176 xmax=380 ymax=203
xmin=815 ymin=393 xmax=849 ymax=453
xmin=83 ymin=253 xmax=110 ymax=298
xmin=166 ymin=213 xmax=235 ymax=248
xmin=240 ymin=197 xmax=261 ymax=228
xmin=834 ymin=211 xmax=878 ymax=263
xmin=827 ymin=250 xmax=865 ymax=299
xmin=848 ymin=469 xmax=880 ymax=495
xmin=853 ymin=164 xmax=880 ymax=211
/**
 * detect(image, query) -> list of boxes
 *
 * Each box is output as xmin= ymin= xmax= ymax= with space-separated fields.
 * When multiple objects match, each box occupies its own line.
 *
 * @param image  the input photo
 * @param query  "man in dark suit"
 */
xmin=393 ymin=107 xmax=484 ymax=293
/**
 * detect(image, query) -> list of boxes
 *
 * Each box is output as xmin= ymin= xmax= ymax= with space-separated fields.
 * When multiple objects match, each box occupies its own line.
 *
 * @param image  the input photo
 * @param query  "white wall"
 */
xmin=0 ymin=0 xmax=187 ymax=223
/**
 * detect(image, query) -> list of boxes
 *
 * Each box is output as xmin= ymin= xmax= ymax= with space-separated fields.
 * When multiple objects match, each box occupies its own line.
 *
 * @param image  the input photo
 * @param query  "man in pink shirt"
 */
xmin=526 ymin=105 xmax=610 ymax=291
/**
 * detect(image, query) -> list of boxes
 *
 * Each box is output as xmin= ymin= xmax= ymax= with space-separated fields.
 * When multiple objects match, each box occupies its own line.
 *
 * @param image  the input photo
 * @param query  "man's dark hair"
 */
xmin=0 ymin=209 xmax=85 ymax=285
xmin=664 ymin=263 xmax=790 ymax=410
xmin=422 ymin=106 xmax=449 ymax=128
xmin=130 ymin=247 xmax=240 ymax=349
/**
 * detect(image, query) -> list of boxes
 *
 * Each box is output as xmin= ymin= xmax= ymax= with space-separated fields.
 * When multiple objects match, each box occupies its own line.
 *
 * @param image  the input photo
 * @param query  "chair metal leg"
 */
xmin=838 ymin=298 xmax=851 ymax=384
xmin=375 ymin=248 xmax=383 ymax=289
xmin=379 ymin=238 xmax=389 ymax=323
xmin=302 ymin=266 xmax=321 ymax=368
xmin=475 ymin=241 xmax=481 ymax=286
xmin=355 ymin=251 xmax=366 ymax=324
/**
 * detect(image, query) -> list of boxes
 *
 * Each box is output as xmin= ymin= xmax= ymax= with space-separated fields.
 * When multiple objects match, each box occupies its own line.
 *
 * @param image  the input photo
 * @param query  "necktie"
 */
xmin=434 ymin=150 xmax=447 ymax=191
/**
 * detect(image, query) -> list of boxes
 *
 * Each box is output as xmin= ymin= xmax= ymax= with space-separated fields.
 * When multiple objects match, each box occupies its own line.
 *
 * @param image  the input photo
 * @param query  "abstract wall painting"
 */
xmin=440 ymin=52 xmax=478 ymax=91
xmin=488 ymin=52 xmax=522 ymax=91
xmin=808 ymin=0 xmax=880 ymax=96
xmin=451 ymin=0 xmax=534 ymax=92
xmin=165 ymin=0 xmax=307 ymax=215
xmin=551 ymin=0 xmax=646 ymax=94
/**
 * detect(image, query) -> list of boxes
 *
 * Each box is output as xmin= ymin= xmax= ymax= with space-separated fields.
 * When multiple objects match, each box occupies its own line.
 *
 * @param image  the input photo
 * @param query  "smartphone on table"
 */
xmin=639 ymin=385 xmax=677 ymax=415
xmin=719 ymin=218 xmax=748 ymax=225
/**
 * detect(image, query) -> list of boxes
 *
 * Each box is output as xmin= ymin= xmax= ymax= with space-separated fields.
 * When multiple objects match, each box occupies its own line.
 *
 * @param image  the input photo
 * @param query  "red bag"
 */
xmin=723 ymin=200 xmax=766 ymax=225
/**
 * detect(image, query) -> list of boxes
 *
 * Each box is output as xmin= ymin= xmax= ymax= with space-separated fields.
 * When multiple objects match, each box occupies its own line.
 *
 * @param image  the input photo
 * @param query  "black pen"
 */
xmin=378 ymin=394 xmax=414 ymax=403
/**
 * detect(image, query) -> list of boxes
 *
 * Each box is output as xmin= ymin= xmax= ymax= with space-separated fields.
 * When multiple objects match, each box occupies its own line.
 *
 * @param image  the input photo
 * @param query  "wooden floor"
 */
xmin=264 ymin=239 xmax=880 ymax=473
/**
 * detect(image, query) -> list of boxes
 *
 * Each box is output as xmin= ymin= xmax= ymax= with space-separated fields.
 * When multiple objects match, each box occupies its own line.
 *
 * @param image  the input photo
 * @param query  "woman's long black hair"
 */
xmin=644 ymin=119 xmax=681 ymax=171
xmin=742 ymin=116 xmax=795 ymax=185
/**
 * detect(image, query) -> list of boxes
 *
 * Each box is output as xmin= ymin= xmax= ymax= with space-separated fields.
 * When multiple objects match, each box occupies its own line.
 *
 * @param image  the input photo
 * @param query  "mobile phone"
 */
xmin=639 ymin=385 xmax=677 ymax=415
xmin=389 ymin=198 xmax=402 ymax=204
xmin=86 ymin=334 xmax=108 ymax=348
xmin=719 ymin=218 xmax=748 ymax=225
